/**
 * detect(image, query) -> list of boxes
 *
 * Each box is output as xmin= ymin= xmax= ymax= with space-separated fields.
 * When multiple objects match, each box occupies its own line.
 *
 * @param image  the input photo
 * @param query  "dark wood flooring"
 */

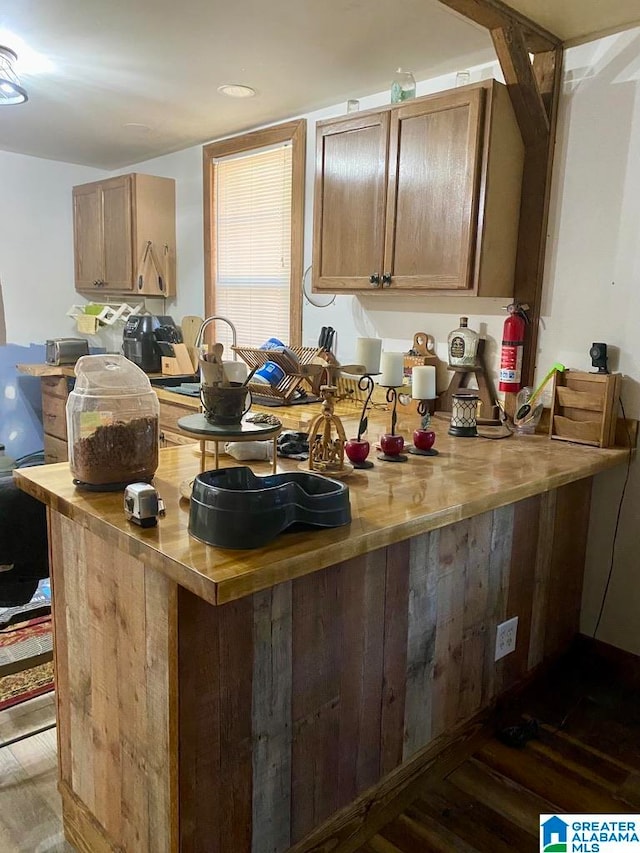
xmin=357 ymin=638 xmax=640 ymax=852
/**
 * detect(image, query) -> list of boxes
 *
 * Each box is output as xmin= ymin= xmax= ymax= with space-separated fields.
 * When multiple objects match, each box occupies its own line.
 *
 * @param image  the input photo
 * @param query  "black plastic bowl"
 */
xmin=188 ymin=466 xmax=351 ymax=549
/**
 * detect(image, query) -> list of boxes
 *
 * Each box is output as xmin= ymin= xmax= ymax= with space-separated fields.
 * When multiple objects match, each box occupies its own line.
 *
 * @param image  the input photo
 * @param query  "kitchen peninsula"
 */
xmin=15 ymin=417 xmax=629 ymax=853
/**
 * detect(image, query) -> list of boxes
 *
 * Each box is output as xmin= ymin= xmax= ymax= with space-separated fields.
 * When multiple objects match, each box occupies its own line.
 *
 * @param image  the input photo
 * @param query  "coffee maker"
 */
xmin=122 ymin=315 xmax=161 ymax=373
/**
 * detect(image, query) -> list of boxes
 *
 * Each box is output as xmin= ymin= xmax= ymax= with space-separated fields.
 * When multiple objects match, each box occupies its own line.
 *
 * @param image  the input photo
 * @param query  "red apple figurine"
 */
xmin=345 ymin=438 xmax=370 ymax=466
xmin=413 ymin=428 xmax=436 ymax=452
xmin=380 ymin=433 xmax=404 ymax=456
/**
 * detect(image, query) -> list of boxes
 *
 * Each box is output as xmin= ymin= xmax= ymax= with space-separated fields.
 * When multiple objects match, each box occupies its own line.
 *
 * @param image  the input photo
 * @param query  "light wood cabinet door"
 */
xmin=101 ymin=175 xmax=133 ymax=291
xmin=73 ymin=175 xmax=133 ymax=293
xmin=311 ymin=82 xmax=523 ymax=297
xmin=384 ymin=88 xmax=483 ymax=290
xmin=313 ymin=112 xmax=390 ymax=292
xmin=73 ymin=183 xmax=103 ymax=289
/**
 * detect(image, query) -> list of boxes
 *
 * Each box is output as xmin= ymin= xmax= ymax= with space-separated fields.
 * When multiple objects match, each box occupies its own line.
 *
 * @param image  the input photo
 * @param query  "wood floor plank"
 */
xmin=0 ymin=727 xmax=68 ymax=852
xmin=410 ymin=779 xmax=536 ymax=853
xmin=619 ymin=773 xmax=640 ymax=809
xmin=381 ymin=811 xmax=480 ymax=853
xmin=529 ymin=727 xmax=631 ymax=789
xmin=477 ymin=737 xmax=634 ymax=814
xmin=0 ymin=692 xmax=56 ymax=743
xmin=365 ymin=834 xmax=406 ymax=853
xmin=449 ymin=756 xmax=557 ymax=837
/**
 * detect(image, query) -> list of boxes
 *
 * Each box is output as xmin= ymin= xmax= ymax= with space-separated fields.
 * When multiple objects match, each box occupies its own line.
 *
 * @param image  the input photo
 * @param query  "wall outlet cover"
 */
xmin=495 ymin=616 xmax=518 ymax=661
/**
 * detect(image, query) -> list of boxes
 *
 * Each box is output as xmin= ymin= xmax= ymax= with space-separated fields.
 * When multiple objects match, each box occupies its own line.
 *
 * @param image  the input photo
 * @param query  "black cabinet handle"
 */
xmin=369 ymin=273 xmax=380 ymax=287
xmin=382 ymin=273 xmax=392 ymax=287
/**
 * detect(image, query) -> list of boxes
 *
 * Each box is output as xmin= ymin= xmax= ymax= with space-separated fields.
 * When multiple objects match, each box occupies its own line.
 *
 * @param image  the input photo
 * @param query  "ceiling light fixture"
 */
xmin=217 ymin=83 xmax=256 ymax=99
xmin=0 ymin=46 xmax=27 ymax=105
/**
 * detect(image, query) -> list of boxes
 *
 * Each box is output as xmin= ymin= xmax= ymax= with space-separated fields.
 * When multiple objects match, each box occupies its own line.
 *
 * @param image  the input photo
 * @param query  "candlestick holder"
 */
xmin=378 ymin=385 xmax=408 ymax=463
xmin=344 ymin=373 xmax=377 ymax=469
xmin=408 ymin=400 xmax=439 ymax=456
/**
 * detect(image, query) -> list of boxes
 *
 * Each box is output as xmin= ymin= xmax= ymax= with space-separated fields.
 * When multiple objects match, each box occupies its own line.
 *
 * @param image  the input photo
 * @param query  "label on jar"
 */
xmin=79 ymin=411 xmax=114 ymax=438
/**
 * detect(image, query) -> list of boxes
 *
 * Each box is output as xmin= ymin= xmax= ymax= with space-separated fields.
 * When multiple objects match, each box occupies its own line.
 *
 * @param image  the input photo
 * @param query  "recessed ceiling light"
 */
xmin=217 ymin=83 xmax=256 ymax=99
xmin=123 ymin=122 xmax=152 ymax=134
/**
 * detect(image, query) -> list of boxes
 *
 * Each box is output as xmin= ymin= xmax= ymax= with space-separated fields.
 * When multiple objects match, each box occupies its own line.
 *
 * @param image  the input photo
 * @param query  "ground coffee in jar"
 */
xmin=67 ymin=354 xmax=160 ymax=490
xmin=71 ymin=415 xmax=159 ymax=487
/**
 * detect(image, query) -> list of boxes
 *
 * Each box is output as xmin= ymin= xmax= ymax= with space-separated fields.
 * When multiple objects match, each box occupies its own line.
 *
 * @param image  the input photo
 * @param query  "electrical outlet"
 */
xmin=495 ymin=616 xmax=518 ymax=661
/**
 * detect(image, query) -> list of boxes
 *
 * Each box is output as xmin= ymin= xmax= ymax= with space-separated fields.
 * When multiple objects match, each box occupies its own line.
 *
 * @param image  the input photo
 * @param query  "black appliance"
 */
xmin=123 ymin=315 xmax=161 ymax=373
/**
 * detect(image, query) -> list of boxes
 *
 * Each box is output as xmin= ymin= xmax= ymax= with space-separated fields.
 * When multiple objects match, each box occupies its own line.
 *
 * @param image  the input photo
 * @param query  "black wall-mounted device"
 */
xmin=589 ymin=342 xmax=609 ymax=374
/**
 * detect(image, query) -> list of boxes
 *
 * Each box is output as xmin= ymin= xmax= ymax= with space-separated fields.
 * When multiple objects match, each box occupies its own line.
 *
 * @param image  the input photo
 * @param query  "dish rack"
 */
xmin=232 ymin=346 xmax=368 ymax=406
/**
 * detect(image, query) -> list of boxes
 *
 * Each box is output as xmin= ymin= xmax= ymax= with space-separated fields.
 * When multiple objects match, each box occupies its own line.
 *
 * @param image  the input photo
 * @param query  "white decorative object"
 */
xmin=66 ymin=302 xmax=144 ymax=328
xmin=355 ymin=337 xmax=382 ymax=374
xmin=411 ymin=365 xmax=436 ymax=400
xmin=379 ymin=352 xmax=404 ymax=387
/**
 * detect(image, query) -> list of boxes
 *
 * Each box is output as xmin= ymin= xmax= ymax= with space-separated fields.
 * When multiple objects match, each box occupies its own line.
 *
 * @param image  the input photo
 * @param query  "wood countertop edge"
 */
xmin=16 ymin=446 xmax=628 ymax=606
xmin=213 ymin=449 xmax=627 ymax=603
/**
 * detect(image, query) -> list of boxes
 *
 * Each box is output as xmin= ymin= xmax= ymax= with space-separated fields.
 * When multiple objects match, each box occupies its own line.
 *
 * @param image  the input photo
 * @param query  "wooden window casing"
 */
xmin=203 ymin=119 xmax=306 ymax=348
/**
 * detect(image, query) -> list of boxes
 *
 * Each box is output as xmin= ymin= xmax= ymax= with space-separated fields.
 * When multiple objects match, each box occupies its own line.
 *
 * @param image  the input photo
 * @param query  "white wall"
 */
xmin=1 ymin=31 xmax=640 ymax=652
xmin=0 ymin=151 xmax=105 ymax=345
xmin=540 ymin=29 xmax=640 ymax=653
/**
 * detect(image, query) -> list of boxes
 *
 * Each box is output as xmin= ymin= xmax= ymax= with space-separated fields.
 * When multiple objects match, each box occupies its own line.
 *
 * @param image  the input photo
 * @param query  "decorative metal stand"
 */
xmin=344 ymin=374 xmax=376 ymax=469
xmin=408 ymin=400 xmax=439 ymax=457
xmin=304 ymin=385 xmax=353 ymax=477
xmin=377 ymin=386 xmax=408 ymax=463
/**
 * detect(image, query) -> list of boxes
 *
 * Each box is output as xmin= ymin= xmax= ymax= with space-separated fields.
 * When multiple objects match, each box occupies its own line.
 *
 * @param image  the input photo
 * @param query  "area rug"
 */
xmin=0 ymin=616 xmax=54 ymax=711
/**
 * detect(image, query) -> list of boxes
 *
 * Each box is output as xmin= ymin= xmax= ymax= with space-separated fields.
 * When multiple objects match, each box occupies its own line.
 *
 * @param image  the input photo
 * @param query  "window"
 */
xmin=203 ymin=119 xmax=306 ymax=349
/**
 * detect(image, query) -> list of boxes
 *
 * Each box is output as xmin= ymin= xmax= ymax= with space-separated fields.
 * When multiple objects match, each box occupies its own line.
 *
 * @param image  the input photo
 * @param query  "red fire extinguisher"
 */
xmin=499 ymin=303 xmax=527 ymax=393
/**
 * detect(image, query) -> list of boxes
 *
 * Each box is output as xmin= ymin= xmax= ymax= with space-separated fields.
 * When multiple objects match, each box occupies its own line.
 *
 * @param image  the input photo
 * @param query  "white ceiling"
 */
xmin=1 ymin=0 xmax=639 ymax=170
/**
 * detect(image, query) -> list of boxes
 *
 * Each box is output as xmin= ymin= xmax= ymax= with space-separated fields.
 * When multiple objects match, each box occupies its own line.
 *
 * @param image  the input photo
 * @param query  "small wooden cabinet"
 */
xmin=73 ymin=172 xmax=176 ymax=297
xmin=312 ymin=81 xmax=524 ymax=296
xmin=40 ymin=375 xmax=73 ymax=463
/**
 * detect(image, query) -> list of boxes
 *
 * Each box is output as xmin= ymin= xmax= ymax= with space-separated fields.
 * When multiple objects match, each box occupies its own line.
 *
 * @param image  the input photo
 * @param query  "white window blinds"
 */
xmin=214 ymin=143 xmax=292 ymax=349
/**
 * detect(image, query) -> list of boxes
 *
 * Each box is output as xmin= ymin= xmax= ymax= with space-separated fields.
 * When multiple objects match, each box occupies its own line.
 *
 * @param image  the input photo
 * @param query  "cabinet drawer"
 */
xmin=159 ymin=399 xmax=198 ymax=433
xmin=160 ymin=429 xmax=197 ymax=448
xmin=41 ymin=376 xmax=71 ymax=398
xmin=42 ymin=394 xmax=68 ymax=441
xmin=44 ymin=433 xmax=68 ymax=463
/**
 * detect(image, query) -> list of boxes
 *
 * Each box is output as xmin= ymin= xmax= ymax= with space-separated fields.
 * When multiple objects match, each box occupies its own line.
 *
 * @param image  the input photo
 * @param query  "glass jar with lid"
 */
xmin=66 ymin=354 xmax=159 ymax=490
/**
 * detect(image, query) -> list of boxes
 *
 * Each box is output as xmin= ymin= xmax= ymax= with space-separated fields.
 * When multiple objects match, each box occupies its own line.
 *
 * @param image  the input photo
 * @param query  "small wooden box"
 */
xmin=403 ymin=353 xmax=439 ymax=379
xmin=404 ymin=332 xmax=439 ymax=379
xmin=550 ymin=370 xmax=621 ymax=448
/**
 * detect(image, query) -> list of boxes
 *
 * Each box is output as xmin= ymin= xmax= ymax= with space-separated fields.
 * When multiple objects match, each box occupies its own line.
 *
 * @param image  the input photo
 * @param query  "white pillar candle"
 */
xmin=379 ymin=352 xmax=404 ymax=387
xmin=355 ymin=337 xmax=382 ymax=374
xmin=411 ymin=365 xmax=436 ymax=399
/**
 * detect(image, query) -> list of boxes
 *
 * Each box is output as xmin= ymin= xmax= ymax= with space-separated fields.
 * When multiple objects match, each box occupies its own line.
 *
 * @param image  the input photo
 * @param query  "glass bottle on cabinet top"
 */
xmin=390 ymin=68 xmax=416 ymax=103
xmin=448 ymin=317 xmax=479 ymax=368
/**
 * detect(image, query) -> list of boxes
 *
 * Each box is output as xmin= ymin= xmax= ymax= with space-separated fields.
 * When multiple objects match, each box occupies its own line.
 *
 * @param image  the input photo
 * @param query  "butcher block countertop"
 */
xmin=15 ymin=411 xmax=629 ymax=606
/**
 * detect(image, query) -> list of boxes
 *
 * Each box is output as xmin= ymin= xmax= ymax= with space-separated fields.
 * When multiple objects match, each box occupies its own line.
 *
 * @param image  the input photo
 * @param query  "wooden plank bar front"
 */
xmin=15 ymin=420 xmax=627 ymax=852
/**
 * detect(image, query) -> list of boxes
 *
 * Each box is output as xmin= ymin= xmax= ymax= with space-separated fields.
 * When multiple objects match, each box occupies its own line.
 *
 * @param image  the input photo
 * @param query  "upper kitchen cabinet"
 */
xmin=73 ymin=173 xmax=176 ymax=297
xmin=312 ymin=81 xmax=524 ymax=296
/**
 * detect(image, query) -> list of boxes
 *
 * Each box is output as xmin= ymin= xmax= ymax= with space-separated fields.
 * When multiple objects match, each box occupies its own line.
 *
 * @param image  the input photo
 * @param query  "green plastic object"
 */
xmin=515 ymin=362 xmax=565 ymax=422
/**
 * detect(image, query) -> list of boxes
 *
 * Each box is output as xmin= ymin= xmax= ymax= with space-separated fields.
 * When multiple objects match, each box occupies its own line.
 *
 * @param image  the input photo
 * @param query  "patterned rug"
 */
xmin=0 ymin=616 xmax=54 ymax=711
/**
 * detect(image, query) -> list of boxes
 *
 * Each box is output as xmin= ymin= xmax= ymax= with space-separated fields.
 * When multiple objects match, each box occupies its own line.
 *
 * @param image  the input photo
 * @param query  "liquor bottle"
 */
xmin=390 ymin=68 xmax=416 ymax=104
xmin=448 ymin=317 xmax=479 ymax=368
